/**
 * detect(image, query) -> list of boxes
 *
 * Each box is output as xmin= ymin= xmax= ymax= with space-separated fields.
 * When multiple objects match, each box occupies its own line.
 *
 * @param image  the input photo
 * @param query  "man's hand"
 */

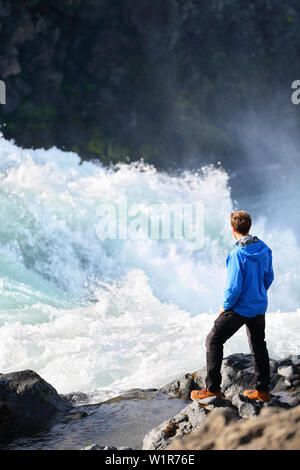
xmin=218 ymin=306 xmax=225 ymax=317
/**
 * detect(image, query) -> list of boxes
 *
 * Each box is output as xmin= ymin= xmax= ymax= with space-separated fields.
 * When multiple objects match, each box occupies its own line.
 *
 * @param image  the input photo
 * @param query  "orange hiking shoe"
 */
xmin=190 ymin=387 xmax=224 ymax=401
xmin=243 ymin=389 xmax=271 ymax=402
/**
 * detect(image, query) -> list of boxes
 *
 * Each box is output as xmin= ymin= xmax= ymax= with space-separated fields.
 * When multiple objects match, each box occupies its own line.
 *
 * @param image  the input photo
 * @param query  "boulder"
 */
xmin=142 ymin=401 xmax=207 ymax=450
xmin=0 ymin=369 xmax=72 ymax=441
xmin=142 ymin=396 xmax=238 ymax=450
xmin=159 ymin=374 xmax=196 ymax=400
xmin=278 ymin=365 xmax=294 ymax=378
xmin=103 ymin=388 xmax=159 ymax=403
xmin=231 ymin=394 xmax=260 ymax=418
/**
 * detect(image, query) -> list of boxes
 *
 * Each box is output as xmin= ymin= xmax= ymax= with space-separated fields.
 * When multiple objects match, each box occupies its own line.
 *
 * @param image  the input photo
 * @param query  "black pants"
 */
xmin=205 ymin=310 xmax=270 ymax=392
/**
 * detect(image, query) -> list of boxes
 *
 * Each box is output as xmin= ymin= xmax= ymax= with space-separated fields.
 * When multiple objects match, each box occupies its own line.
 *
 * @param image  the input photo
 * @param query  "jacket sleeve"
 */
xmin=264 ymin=253 xmax=274 ymax=291
xmin=223 ymin=250 xmax=244 ymax=310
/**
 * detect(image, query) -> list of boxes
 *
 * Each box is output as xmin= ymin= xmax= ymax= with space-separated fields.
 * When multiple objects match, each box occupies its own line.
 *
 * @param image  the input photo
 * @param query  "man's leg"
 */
xmin=205 ymin=310 xmax=245 ymax=391
xmin=245 ymin=314 xmax=270 ymax=392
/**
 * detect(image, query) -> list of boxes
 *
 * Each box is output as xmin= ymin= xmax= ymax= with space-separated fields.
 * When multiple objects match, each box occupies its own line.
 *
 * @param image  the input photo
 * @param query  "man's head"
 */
xmin=230 ymin=210 xmax=252 ymax=239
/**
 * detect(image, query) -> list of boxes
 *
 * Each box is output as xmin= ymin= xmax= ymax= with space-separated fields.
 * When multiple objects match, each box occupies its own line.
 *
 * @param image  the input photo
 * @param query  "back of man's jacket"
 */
xmin=223 ymin=236 xmax=274 ymax=317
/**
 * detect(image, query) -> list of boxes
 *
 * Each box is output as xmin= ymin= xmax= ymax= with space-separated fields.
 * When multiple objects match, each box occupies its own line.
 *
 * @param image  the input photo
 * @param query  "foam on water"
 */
xmin=0 ymin=135 xmax=299 ymax=400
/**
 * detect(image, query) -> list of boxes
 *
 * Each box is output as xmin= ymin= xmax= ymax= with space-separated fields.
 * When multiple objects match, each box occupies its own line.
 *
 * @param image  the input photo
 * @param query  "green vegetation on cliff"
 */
xmin=0 ymin=0 xmax=300 ymax=168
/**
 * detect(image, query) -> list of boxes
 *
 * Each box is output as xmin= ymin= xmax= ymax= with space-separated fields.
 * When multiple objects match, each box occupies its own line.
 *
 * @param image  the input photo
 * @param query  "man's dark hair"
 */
xmin=230 ymin=210 xmax=252 ymax=235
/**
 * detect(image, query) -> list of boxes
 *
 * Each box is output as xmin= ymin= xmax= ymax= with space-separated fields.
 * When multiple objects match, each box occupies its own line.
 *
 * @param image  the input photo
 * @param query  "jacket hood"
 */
xmin=236 ymin=237 xmax=271 ymax=261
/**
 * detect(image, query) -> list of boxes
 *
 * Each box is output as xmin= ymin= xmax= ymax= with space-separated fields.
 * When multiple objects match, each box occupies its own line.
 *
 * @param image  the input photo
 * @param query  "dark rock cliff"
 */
xmin=0 ymin=369 xmax=72 ymax=441
xmin=0 ymin=0 xmax=300 ymax=168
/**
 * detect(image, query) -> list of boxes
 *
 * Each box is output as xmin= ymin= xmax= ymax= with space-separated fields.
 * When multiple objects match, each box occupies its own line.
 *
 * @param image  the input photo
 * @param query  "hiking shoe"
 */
xmin=190 ymin=387 xmax=224 ymax=401
xmin=243 ymin=389 xmax=271 ymax=402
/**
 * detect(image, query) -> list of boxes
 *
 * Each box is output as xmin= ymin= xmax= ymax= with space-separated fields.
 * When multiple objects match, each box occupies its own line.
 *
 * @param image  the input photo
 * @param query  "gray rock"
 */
xmin=0 ymin=369 xmax=72 ymax=441
xmin=291 ymin=355 xmax=300 ymax=366
xmin=224 ymin=383 xmax=244 ymax=399
xmin=231 ymin=394 xmax=261 ymax=419
xmin=161 ymin=353 xmax=263 ymax=400
xmin=160 ymin=353 xmax=298 ymax=404
xmin=262 ymin=396 xmax=281 ymax=408
xmin=81 ymin=444 xmax=105 ymax=450
xmin=220 ymin=355 xmax=257 ymax=394
xmin=267 ymin=400 xmax=289 ymax=410
xmin=192 ymin=368 xmax=207 ymax=389
xmin=287 ymin=390 xmax=300 ymax=404
xmin=159 ymin=374 xmax=196 ymax=400
xmin=263 ymin=394 xmax=300 ymax=410
xmin=184 ymin=402 xmax=208 ymax=429
xmin=142 ymin=401 xmax=207 ymax=450
xmin=193 ymin=395 xmax=220 ymax=406
xmin=270 ymin=375 xmax=290 ymax=393
xmin=194 ymin=354 xmax=297 ymax=398
xmin=277 ymin=357 xmax=294 ymax=368
xmin=269 ymin=360 xmax=279 ymax=374
xmin=168 ymin=404 xmax=300 ymax=450
xmin=103 ymin=388 xmax=158 ymax=403
xmin=60 ymin=411 xmax=88 ymax=423
xmin=278 ymin=365 xmax=295 ymax=378
xmin=238 ymin=401 xmax=259 ymax=419
xmin=143 ymin=353 xmax=300 ymax=449
xmin=269 ymin=389 xmax=300 ymax=410
xmin=209 ymin=406 xmax=239 ymax=423
xmin=194 ymin=395 xmax=232 ymax=408
xmin=63 ymin=391 xmax=89 ymax=405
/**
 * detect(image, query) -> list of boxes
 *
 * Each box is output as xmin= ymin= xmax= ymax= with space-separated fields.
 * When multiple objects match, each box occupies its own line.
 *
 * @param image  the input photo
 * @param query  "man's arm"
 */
xmin=264 ymin=253 xmax=274 ymax=291
xmin=223 ymin=250 xmax=244 ymax=311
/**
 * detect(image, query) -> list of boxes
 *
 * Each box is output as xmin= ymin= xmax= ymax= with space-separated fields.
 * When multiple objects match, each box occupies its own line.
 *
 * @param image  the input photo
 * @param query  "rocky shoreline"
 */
xmin=1 ymin=353 xmax=300 ymax=450
xmin=142 ymin=353 xmax=300 ymax=450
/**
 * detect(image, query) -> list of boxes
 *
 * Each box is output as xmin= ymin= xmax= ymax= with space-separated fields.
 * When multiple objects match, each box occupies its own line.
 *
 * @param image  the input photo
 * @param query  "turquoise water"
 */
xmin=0 ymin=134 xmax=299 ymax=400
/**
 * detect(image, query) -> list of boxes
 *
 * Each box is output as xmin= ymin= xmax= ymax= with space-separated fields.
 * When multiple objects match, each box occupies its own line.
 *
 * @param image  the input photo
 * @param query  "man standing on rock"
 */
xmin=191 ymin=210 xmax=274 ymax=403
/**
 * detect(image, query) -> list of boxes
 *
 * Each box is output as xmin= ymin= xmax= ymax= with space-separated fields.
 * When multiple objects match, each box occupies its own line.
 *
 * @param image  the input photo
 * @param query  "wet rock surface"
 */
xmin=0 ymin=369 xmax=72 ymax=441
xmin=2 ymin=391 xmax=187 ymax=450
xmin=1 ymin=353 xmax=300 ymax=450
xmin=142 ymin=401 xmax=208 ymax=450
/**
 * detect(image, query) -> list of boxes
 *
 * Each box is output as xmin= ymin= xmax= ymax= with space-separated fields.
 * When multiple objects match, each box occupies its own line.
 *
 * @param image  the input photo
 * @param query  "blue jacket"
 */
xmin=223 ymin=236 xmax=274 ymax=317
